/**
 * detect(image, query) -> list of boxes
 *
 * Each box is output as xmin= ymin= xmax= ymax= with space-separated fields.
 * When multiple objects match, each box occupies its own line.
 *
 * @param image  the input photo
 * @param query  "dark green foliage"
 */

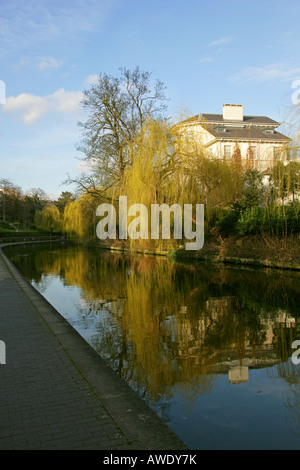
xmin=236 ymin=203 xmax=300 ymax=236
xmin=217 ymin=209 xmax=240 ymax=237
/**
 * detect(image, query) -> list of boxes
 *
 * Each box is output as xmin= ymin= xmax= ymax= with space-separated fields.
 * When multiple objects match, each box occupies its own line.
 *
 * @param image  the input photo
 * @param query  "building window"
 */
xmin=249 ymin=146 xmax=257 ymax=158
xmin=224 ymin=145 xmax=231 ymax=159
xmin=273 ymin=147 xmax=281 ymax=161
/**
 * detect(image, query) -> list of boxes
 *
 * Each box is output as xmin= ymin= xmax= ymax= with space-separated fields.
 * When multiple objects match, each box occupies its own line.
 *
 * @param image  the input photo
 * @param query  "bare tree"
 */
xmin=69 ymin=66 xmax=168 ymax=198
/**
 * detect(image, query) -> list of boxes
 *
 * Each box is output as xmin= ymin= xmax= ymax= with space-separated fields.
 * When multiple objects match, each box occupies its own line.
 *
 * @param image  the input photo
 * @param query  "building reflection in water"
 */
xmin=229 ymin=366 xmax=249 ymax=384
xmin=5 ymin=243 xmax=300 ymax=449
xmin=5 ymin=244 xmax=300 ymax=396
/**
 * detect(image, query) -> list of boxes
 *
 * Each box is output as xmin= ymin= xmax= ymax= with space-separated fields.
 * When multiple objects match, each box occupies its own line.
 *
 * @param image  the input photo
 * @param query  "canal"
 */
xmin=4 ymin=242 xmax=300 ymax=450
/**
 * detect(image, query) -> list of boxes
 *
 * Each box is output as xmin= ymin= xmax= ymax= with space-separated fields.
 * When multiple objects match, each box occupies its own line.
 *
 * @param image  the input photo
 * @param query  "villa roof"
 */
xmin=178 ymin=113 xmax=291 ymax=142
xmin=201 ymin=113 xmax=279 ymax=125
xmin=182 ymin=113 xmax=280 ymax=126
xmin=206 ymin=126 xmax=291 ymax=143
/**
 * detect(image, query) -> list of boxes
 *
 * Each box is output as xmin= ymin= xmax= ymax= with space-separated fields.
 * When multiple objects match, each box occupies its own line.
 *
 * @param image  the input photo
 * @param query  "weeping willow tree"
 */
xmin=34 ymin=204 xmax=62 ymax=232
xmin=183 ymin=152 xmax=244 ymax=215
xmin=63 ymin=192 xmax=101 ymax=241
xmin=120 ymin=118 xmax=182 ymax=251
xmin=118 ymin=118 xmax=246 ymax=251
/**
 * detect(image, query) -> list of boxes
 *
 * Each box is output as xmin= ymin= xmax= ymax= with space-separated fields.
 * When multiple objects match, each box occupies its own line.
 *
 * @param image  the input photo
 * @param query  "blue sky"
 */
xmin=1 ymin=0 xmax=300 ymax=198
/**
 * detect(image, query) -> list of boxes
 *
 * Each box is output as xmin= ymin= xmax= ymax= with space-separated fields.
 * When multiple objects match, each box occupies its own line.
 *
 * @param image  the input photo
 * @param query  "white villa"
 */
xmin=175 ymin=104 xmax=291 ymax=173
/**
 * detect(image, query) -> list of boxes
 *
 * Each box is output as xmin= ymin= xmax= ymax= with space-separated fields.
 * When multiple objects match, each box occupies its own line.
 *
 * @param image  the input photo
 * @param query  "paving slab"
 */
xmin=0 ymin=244 xmax=189 ymax=450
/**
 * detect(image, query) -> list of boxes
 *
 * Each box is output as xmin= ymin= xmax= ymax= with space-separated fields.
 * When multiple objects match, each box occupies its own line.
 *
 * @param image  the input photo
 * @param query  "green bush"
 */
xmin=263 ymin=204 xmax=300 ymax=236
xmin=236 ymin=203 xmax=300 ymax=236
xmin=216 ymin=209 xmax=240 ymax=237
xmin=237 ymin=207 xmax=263 ymax=235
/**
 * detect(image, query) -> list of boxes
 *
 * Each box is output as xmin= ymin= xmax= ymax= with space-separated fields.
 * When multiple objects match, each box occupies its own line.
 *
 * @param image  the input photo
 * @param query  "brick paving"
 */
xmin=0 ymin=245 xmax=188 ymax=450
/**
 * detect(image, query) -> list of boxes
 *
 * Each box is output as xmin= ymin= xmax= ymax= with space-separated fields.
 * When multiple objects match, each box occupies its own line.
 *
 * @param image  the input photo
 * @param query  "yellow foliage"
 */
xmin=63 ymin=192 xmax=101 ymax=240
xmin=119 ymin=118 xmax=245 ymax=250
xmin=34 ymin=204 xmax=61 ymax=232
xmin=60 ymin=118 xmax=246 ymax=246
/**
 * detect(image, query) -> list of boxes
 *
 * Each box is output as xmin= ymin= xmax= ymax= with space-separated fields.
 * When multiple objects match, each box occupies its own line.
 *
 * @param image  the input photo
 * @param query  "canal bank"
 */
xmin=93 ymin=233 xmax=300 ymax=271
xmin=0 ymin=243 xmax=188 ymax=450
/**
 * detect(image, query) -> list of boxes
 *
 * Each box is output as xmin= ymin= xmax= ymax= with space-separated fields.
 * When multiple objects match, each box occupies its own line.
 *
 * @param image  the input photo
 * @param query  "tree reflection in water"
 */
xmin=5 ymin=243 xmax=300 ymax=448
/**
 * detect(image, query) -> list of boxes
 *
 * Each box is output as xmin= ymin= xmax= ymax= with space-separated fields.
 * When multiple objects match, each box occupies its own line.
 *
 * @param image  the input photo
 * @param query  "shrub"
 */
xmin=216 ymin=209 xmax=240 ymax=237
xmin=237 ymin=203 xmax=300 ymax=237
xmin=237 ymin=207 xmax=263 ymax=235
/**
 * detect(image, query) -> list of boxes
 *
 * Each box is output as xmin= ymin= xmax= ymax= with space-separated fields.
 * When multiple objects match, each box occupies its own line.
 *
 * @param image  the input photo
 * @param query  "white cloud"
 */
xmin=4 ymin=93 xmax=50 ymax=124
xmin=229 ymin=63 xmax=300 ymax=83
xmin=15 ymin=56 xmax=63 ymax=72
xmin=85 ymin=75 xmax=99 ymax=85
xmin=209 ymin=36 xmax=234 ymax=47
xmin=75 ymin=160 xmax=95 ymax=174
xmin=51 ymin=89 xmax=83 ymax=114
xmin=38 ymin=56 xmax=63 ymax=71
xmin=3 ymin=88 xmax=83 ymax=124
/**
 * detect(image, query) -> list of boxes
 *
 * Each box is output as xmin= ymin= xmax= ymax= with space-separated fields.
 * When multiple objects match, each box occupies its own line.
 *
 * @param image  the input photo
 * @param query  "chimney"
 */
xmin=223 ymin=104 xmax=243 ymax=121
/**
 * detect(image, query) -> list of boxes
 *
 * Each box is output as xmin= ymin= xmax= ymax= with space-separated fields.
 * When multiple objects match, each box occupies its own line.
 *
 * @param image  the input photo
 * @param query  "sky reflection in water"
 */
xmin=5 ymin=243 xmax=300 ymax=450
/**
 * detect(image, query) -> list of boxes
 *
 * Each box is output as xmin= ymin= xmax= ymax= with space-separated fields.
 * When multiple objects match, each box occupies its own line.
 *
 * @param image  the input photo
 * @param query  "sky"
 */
xmin=1 ymin=0 xmax=300 ymax=199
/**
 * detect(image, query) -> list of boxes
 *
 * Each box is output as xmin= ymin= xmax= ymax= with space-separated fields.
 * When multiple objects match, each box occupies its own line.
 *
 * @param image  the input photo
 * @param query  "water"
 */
xmin=4 ymin=243 xmax=300 ymax=450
